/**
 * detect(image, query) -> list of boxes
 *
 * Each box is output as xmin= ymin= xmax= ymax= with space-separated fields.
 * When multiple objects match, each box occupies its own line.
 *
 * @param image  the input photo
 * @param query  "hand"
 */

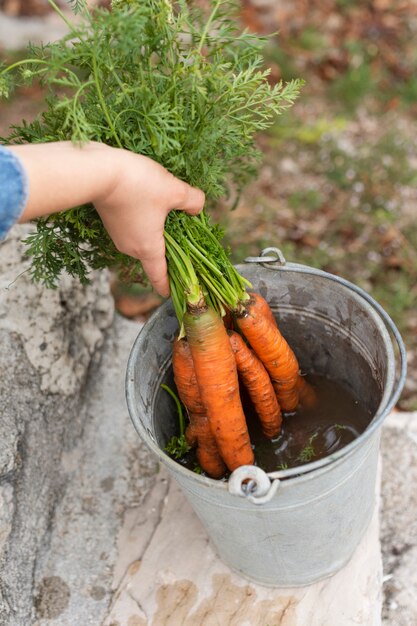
xmin=94 ymin=150 xmax=205 ymax=297
xmin=11 ymin=141 xmax=205 ymax=297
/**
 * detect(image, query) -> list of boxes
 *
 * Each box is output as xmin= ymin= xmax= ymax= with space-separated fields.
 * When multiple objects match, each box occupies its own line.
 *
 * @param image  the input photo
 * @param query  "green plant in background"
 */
xmin=318 ymin=131 xmax=417 ymax=212
xmin=267 ymin=113 xmax=347 ymax=146
xmin=288 ymin=190 xmax=324 ymax=211
xmin=0 ymin=0 xmax=301 ymax=324
xmin=328 ymin=40 xmax=378 ymax=112
xmin=263 ymin=42 xmax=300 ymax=83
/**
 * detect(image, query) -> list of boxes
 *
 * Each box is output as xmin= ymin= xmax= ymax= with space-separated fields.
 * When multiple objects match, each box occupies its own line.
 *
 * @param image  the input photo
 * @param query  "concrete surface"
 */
xmin=32 ymin=315 xmax=159 ymax=626
xmin=0 ymin=226 xmax=114 ymax=625
xmin=381 ymin=411 xmax=417 ymax=626
xmin=104 ymin=468 xmax=382 ymax=626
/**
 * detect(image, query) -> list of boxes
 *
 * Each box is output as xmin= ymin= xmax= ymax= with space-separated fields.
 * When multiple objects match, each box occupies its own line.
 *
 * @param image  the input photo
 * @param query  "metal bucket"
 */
xmin=126 ymin=249 xmax=406 ymax=587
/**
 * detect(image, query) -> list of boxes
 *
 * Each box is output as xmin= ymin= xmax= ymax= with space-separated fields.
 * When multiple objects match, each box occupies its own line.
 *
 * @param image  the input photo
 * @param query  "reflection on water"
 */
xmin=247 ymin=373 xmax=372 ymax=472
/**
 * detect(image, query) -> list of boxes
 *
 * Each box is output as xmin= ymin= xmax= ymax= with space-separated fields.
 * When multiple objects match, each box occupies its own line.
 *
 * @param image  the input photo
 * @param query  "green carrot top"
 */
xmin=0 ymin=0 xmax=302 ymax=324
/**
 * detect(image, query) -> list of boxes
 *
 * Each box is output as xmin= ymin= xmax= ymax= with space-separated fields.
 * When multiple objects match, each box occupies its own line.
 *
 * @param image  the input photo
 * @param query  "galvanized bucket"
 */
xmin=126 ymin=248 xmax=407 ymax=587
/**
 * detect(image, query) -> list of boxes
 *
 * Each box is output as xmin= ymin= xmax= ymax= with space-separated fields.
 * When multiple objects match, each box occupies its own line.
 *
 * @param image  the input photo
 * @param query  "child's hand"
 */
xmin=94 ymin=150 xmax=204 ymax=297
xmin=10 ymin=142 xmax=205 ymax=296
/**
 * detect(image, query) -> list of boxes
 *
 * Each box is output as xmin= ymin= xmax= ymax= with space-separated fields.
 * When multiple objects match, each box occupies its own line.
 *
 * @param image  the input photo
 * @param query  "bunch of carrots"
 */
xmin=166 ymin=220 xmax=317 ymax=478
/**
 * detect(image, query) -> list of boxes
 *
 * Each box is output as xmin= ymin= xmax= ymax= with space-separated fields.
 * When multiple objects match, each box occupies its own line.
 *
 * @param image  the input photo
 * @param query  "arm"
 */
xmin=8 ymin=142 xmax=205 ymax=296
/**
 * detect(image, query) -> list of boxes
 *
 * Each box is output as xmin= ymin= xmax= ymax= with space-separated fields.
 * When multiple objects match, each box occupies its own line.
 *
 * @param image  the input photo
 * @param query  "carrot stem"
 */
xmin=165 ymin=212 xmax=251 ymax=324
xmin=161 ymin=383 xmax=186 ymax=437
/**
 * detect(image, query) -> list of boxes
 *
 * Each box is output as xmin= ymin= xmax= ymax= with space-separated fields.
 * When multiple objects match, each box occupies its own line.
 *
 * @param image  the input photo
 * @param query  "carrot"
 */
xmin=296 ymin=375 xmax=318 ymax=410
xmin=248 ymin=291 xmax=277 ymax=328
xmin=240 ymin=292 xmax=318 ymax=411
xmin=185 ymin=423 xmax=198 ymax=448
xmin=172 ymin=337 xmax=226 ymax=478
xmin=228 ymin=330 xmax=282 ymax=438
xmin=236 ymin=295 xmax=300 ymax=412
xmin=184 ymin=303 xmax=254 ymax=471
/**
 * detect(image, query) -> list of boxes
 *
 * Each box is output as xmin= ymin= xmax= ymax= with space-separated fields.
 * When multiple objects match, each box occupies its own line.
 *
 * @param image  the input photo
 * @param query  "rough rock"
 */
xmin=32 ymin=315 xmax=159 ymax=625
xmin=0 ymin=225 xmax=114 ymax=625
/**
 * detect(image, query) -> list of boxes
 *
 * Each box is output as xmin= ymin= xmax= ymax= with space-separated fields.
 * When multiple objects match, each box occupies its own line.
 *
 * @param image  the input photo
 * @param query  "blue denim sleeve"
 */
xmin=0 ymin=144 xmax=28 ymax=241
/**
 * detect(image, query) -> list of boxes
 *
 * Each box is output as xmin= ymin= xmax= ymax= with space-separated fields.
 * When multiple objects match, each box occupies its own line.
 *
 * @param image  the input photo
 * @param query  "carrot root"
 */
xmin=248 ymin=291 xmax=277 ymax=328
xmin=173 ymin=336 xmax=226 ymax=478
xmin=228 ymin=330 xmax=282 ymax=438
xmin=296 ymin=375 xmax=318 ymax=410
xmin=236 ymin=294 xmax=300 ymax=412
xmin=184 ymin=304 xmax=254 ymax=472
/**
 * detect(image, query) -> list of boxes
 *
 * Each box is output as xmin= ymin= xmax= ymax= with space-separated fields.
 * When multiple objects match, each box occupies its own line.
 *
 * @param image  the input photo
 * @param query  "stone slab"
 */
xmin=0 ymin=226 xmax=114 ymax=626
xmin=104 ymin=468 xmax=382 ymax=626
xmin=32 ymin=315 xmax=159 ymax=625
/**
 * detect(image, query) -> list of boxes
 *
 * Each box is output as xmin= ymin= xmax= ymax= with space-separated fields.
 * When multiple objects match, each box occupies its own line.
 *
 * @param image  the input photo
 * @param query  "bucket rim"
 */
xmin=125 ymin=260 xmax=407 ymax=487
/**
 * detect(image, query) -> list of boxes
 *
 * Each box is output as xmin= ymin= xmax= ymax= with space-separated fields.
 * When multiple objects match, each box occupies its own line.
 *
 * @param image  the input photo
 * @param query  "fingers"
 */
xmin=140 ymin=245 xmax=170 ymax=298
xmin=96 ymin=152 xmax=205 ymax=296
xmin=173 ymin=179 xmax=205 ymax=216
xmin=146 ymin=180 xmax=204 ymax=294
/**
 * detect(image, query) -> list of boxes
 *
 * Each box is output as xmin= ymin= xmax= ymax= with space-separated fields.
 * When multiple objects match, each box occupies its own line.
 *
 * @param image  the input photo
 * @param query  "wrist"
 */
xmin=90 ymin=143 xmax=125 ymax=206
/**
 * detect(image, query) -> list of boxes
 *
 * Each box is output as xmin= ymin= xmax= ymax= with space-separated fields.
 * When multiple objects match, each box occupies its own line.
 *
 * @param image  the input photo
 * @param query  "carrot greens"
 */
xmin=161 ymin=383 xmax=191 ymax=460
xmin=0 ymin=0 xmax=301 ymax=314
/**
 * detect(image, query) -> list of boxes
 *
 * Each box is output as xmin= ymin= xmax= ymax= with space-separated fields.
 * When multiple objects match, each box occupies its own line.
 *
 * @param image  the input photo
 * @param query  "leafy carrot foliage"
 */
xmin=0 ymin=0 xmax=301 ymax=302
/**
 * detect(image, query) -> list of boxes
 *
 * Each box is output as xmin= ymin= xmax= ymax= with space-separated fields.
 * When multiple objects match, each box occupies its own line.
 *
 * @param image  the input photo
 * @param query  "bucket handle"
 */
xmin=244 ymin=246 xmax=287 ymax=268
xmin=228 ymin=466 xmax=280 ymax=504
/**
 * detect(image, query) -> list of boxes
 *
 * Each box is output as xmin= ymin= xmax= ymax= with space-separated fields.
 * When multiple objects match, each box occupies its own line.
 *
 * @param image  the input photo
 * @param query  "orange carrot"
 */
xmin=184 ymin=303 xmax=254 ymax=472
xmin=240 ymin=292 xmax=318 ymax=411
xmin=172 ymin=337 xmax=226 ymax=478
xmin=253 ymin=291 xmax=319 ymax=409
xmin=236 ymin=296 xmax=300 ymax=412
xmin=185 ymin=423 xmax=198 ymax=448
xmin=249 ymin=292 xmax=277 ymax=328
xmin=296 ymin=375 xmax=318 ymax=410
xmin=228 ymin=330 xmax=282 ymax=438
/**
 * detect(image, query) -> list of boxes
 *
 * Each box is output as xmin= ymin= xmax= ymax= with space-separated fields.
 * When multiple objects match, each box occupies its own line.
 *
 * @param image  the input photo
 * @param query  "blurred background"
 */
xmin=0 ymin=0 xmax=416 ymax=410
